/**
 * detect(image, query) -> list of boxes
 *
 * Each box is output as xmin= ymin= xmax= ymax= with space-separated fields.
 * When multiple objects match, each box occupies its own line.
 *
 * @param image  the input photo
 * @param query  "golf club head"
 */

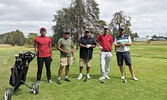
xmin=83 ymin=79 xmax=87 ymax=82
xmin=123 ymin=80 xmax=127 ymax=83
xmin=101 ymin=80 xmax=105 ymax=83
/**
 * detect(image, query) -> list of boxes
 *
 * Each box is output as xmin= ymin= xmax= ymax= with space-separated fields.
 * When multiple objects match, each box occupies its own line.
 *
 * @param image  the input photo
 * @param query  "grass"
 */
xmin=0 ymin=42 xmax=167 ymax=100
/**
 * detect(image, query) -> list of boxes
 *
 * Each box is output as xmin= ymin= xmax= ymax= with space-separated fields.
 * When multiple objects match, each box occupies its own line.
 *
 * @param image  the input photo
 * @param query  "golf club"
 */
xmin=122 ymin=46 xmax=127 ymax=83
xmin=101 ymin=80 xmax=105 ymax=83
xmin=122 ymin=60 xmax=127 ymax=83
xmin=83 ymin=77 xmax=87 ymax=82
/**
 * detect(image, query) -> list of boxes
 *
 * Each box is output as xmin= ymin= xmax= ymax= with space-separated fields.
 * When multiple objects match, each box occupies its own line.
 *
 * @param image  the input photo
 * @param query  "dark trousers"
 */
xmin=37 ymin=57 xmax=51 ymax=81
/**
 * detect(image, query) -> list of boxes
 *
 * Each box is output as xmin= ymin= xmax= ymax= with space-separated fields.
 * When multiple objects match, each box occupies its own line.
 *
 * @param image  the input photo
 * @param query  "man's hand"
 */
xmin=121 ymin=43 xmax=125 ymax=47
xmin=73 ymin=56 xmax=76 ymax=60
xmin=99 ymin=46 xmax=103 ymax=50
xmin=86 ymin=44 xmax=92 ymax=48
xmin=51 ymin=56 xmax=53 ymax=61
xmin=64 ymin=51 xmax=69 ymax=54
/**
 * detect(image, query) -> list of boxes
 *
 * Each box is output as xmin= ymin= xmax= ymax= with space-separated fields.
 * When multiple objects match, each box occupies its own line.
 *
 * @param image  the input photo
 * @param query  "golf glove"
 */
xmin=86 ymin=44 xmax=92 ymax=48
xmin=99 ymin=46 xmax=103 ymax=50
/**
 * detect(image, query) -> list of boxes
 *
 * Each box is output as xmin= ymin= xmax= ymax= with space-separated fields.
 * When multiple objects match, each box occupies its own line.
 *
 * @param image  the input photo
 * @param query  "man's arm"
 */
xmin=49 ymin=45 xmax=53 ymax=61
xmin=79 ymin=44 xmax=87 ymax=48
xmin=110 ymin=43 xmax=113 ymax=53
xmin=57 ymin=44 xmax=68 ymax=54
xmin=71 ymin=48 xmax=75 ymax=60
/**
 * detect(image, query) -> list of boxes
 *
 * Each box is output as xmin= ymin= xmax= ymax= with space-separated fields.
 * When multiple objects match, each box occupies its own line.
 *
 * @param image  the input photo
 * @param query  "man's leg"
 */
xmin=128 ymin=66 xmax=134 ymax=77
xmin=119 ymin=65 xmax=124 ymax=76
xmin=77 ymin=67 xmax=83 ymax=80
xmin=65 ymin=65 xmax=69 ymax=77
xmin=105 ymin=52 xmax=112 ymax=79
xmin=116 ymin=52 xmax=124 ymax=79
xmin=57 ymin=65 xmax=64 ymax=84
xmin=58 ymin=65 xmax=64 ymax=78
xmin=44 ymin=57 xmax=52 ymax=83
xmin=65 ymin=65 xmax=71 ymax=82
xmin=37 ymin=57 xmax=44 ymax=81
xmin=99 ymin=52 xmax=106 ymax=80
xmin=124 ymin=52 xmax=138 ymax=81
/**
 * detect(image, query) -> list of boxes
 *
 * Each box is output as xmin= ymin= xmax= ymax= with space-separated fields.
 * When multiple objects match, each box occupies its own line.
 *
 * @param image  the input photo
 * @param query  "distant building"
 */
xmin=134 ymin=37 xmax=150 ymax=41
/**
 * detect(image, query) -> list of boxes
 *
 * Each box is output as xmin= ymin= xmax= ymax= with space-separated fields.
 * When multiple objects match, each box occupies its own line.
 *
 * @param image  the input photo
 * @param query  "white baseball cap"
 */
xmin=104 ymin=26 xmax=109 ymax=29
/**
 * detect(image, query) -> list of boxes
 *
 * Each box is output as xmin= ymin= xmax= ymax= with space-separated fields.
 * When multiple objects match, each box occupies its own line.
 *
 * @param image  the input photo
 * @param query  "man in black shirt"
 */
xmin=77 ymin=31 xmax=96 ymax=80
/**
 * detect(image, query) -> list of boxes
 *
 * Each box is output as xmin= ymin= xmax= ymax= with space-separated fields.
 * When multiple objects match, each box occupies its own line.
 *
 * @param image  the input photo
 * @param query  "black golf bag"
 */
xmin=4 ymin=52 xmax=39 ymax=100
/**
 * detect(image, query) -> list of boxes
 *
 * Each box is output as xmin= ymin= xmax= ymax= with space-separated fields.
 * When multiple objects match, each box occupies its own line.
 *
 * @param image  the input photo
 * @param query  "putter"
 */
xmin=101 ymin=80 xmax=105 ymax=83
xmin=122 ymin=61 xmax=127 ymax=83
xmin=83 ymin=77 xmax=87 ymax=82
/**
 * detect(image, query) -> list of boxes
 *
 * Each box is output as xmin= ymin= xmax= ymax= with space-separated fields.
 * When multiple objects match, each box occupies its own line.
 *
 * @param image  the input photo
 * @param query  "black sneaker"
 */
xmin=65 ymin=78 xmax=71 ymax=82
xmin=57 ymin=79 xmax=61 ymax=84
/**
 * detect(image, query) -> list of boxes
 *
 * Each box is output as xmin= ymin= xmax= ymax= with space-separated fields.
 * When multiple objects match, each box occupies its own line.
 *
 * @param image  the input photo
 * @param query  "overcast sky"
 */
xmin=0 ymin=0 xmax=167 ymax=37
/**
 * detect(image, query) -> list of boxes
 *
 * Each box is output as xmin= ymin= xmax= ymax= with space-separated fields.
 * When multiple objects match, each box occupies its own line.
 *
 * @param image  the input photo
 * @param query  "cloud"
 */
xmin=96 ymin=0 xmax=167 ymax=37
xmin=0 ymin=0 xmax=167 ymax=37
xmin=0 ymin=0 xmax=71 ymax=37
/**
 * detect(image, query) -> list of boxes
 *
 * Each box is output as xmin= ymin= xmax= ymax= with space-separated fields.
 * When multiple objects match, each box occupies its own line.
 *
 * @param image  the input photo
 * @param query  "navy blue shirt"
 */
xmin=79 ymin=36 xmax=96 ymax=59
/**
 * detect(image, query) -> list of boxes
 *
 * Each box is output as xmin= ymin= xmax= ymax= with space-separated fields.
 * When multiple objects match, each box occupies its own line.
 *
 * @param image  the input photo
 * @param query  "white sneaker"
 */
xmin=105 ymin=75 xmax=110 ymax=79
xmin=132 ymin=77 xmax=138 ymax=81
xmin=48 ymin=79 xmax=53 ymax=84
xmin=87 ymin=74 xmax=91 ymax=79
xmin=121 ymin=76 xmax=125 ymax=80
xmin=99 ymin=76 xmax=105 ymax=81
xmin=37 ymin=81 xmax=40 ymax=85
xmin=77 ymin=74 xmax=83 ymax=80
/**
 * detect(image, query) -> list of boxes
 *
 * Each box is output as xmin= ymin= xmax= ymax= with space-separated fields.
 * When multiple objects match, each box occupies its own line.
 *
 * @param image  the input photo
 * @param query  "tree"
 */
xmin=109 ymin=11 xmax=132 ymax=39
xmin=52 ymin=0 xmax=101 ymax=49
xmin=26 ymin=33 xmax=38 ymax=47
xmin=0 ymin=30 xmax=25 ymax=46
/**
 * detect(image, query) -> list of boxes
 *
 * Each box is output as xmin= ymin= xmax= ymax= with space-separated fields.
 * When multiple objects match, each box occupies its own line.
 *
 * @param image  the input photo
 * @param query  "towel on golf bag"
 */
xmin=9 ymin=66 xmax=18 ymax=86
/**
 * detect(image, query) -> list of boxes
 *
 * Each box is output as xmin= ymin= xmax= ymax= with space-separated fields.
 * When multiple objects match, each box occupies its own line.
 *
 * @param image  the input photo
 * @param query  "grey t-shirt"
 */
xmin=57 ymin=38 xmax=74 ymax=57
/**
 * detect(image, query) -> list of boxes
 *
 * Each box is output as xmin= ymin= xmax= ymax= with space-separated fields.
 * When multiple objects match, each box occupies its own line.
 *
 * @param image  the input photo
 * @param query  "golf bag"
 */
xmin=4 ymin=52 xmax=39 ymax=100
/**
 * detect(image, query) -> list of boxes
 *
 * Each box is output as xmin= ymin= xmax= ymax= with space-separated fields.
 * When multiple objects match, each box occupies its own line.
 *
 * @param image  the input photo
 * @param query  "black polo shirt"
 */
xmin=79 ymin=36 xmax=96 ymax=59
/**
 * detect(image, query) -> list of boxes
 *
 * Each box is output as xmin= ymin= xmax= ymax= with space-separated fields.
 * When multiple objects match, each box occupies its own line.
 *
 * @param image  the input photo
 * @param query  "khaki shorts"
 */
xmin=60 ymin=57 xmax=73 ymax=66
xmin=80 ymin=58 xmax=91 ymax=67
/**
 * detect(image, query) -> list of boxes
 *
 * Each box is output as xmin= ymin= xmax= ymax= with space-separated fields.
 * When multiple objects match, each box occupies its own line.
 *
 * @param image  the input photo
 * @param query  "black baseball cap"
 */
xmin=64 ymin=31 xmax=70 ymax=34
xmin=119 ymin=27 xmax=125 ymax=30
xmin=85 ymin=30 xmax=90 ymax=33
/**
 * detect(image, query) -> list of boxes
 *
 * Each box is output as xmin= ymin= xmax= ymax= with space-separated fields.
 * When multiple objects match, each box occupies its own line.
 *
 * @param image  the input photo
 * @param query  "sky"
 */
xmin=0 ymin=0 xmax=167 ymax=37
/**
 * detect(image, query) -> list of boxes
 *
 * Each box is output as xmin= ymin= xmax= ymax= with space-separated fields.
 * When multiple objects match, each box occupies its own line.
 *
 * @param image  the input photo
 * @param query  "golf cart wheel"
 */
xmin=32 ymin=83 xmax=39 ymax=94
xmin=4 ymin=88 xmax=12 ymax=100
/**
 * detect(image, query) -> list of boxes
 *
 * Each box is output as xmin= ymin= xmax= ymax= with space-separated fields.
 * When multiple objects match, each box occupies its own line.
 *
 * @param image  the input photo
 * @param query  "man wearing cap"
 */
xmin=77 ymin=31 xmax=96 ymax=80
xmin=57 ymin=31 xmax=75 ymax=84
xmin=34 ymin=27 xmax=53 ymax=85
xmin=96 ymin=26 xmax=113 ymax=81
xmin=115 ymin=27 xmax=138 ymax=81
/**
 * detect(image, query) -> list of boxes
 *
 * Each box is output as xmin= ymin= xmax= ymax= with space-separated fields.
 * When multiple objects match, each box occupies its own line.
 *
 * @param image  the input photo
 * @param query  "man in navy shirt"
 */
xmin=77 ymin=31 xmax=96 ymax=80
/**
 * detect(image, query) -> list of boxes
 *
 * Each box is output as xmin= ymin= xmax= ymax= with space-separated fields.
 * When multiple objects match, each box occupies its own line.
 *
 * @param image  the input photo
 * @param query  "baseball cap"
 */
xmin=119 ymin=27 xmax=125 ymax=30
xmin=64 ymin=31 xmax=70 ymax=34
xmin=104 ymin=26 xmax=109 ymax=29
xmin=40 ymin=27 xmax=46 ymax=32
xmin=85 ymin=30 xmax=90 ymax=33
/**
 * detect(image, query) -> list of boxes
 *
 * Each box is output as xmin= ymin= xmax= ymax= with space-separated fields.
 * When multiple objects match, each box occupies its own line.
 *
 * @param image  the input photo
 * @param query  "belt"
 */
xmin=101 ymin=50 xmax=111 ymax=52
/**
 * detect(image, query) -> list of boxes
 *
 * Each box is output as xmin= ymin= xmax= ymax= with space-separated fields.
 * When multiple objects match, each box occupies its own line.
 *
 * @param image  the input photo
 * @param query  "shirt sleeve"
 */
xmin=110 ymin=36 xmax=113 ymax=44
xmin=114 ymin=37 xmax=117 ymax=45
xmin=57 ymin=39 xmax=62 ymax=45
xmin=96 ymin=35 xmax=101 ymax=42
xmin=128 ymin=36 xmax=132 ymax=43
xmin=92 ymin=39 xmax=96 ymax=45
xmin=79 ymin=37 xmax=82 ymax=44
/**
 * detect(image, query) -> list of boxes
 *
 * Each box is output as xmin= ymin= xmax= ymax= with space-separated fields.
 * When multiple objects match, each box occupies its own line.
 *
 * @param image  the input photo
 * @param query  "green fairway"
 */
xmin=0 ymin=43 xmax=167 ymax=100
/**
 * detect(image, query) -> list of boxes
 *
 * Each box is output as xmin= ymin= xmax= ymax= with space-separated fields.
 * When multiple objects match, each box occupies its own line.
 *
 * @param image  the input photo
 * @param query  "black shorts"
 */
xmin=116 ymin=51 xmax=132 ymax=66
